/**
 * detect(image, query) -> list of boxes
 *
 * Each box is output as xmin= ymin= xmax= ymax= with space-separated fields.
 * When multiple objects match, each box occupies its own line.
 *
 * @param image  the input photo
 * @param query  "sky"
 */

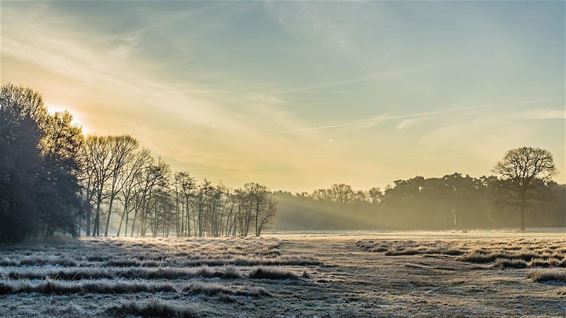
xmin=1 ymin=1 xmax=565 ymax=191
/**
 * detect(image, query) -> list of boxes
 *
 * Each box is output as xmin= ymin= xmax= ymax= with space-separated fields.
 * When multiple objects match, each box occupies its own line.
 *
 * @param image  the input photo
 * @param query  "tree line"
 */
xmin=0 ymin=84 xmax=276 ymax=242
xmin=1 ymin=84 xmax=563 ymax=241
xmin=274 ymin=150 xmax=562 ymax=231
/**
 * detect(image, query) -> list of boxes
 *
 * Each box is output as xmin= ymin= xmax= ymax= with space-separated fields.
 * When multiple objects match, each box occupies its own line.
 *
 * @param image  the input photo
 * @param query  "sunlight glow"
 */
xmin=46 ymin=102 xmax=88 ymax=134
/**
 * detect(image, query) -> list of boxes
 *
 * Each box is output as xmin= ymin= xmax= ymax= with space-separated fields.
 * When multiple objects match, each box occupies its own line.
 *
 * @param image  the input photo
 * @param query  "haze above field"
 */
xmin=1 ymin=1 xmax=564 ymax=191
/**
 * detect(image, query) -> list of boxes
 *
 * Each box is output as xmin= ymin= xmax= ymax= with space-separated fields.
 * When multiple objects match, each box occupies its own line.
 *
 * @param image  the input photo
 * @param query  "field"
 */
xmin=1 ymin=232 xmax=565 ymax=317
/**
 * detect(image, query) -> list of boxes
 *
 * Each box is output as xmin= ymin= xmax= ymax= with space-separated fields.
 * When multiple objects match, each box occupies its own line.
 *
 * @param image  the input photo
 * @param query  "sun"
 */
xmin=45 ymin=102 xmax=89 ymax=134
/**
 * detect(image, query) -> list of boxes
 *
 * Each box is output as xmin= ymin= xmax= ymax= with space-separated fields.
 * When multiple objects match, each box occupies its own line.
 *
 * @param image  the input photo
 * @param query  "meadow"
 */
xmin=0 ymin=231 xmax=565 ymax=317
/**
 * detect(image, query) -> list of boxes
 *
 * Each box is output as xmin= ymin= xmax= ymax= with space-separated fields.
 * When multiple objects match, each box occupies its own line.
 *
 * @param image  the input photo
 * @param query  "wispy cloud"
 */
xmin=270 ymin=103 xmax=484 ymax=134
xmin=281 ymin=60 xmax=451 ymax=94
xmin=1 ymin=3 xmax=292 ymax=136
xmin=521 ymin=108 xmax=566 ymax=119
xmin=271 ymin=98 xmax=554 ymax=135
xmin=97 ymin=2 xmax=235 ymax=45
xmin=396 ymin=118 xmax=424 ymax=130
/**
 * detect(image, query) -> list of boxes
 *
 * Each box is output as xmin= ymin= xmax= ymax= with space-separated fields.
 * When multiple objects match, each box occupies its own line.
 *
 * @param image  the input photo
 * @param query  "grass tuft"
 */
xmin=106 ymin=299 xmax=198 ymax=318
xmin=0 ymin=279 xmax=177 ymax=294
xmin=528 ymin=269 xmax=566 ymax=283
xmin=182 ymin=282 xmax=269 ymax=297
xmin=248 ymin=267 xmax=300 ymax=280
xmin=493 ymin=258 xmax=528 ymax=269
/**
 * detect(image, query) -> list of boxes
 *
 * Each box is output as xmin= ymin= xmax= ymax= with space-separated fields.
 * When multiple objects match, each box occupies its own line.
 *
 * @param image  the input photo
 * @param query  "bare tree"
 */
xmin=175 ymin=171 xmax=195 ymax=237
xmin=83 ymin=136 xmax=114 ymax=236
xmin=116 ymin=149 xmax=151 ymax=237
xmin=137 ymin=158 xmax=170 ymax=237
xmin=368 ymin=187 xmax=383 ymax=205
xmin=494 ymin=147 xmax=557 ymax=231
xmin=103 ymin=136 xmax=139 ymax=236
xmin=1 ymin=84 xmax=282 ymax=240
xmin=256 ymin=196 xmax=277 ymax=236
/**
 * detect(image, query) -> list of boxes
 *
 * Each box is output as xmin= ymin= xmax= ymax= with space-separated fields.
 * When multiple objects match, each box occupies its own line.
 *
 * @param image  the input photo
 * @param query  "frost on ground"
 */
xmin=1 ymin=232 xmax=565 ymax=317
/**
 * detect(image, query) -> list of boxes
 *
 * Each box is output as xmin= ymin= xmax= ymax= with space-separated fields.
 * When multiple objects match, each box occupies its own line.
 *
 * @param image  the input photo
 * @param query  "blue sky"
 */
xmin=1 ymin=1 xmax=564 ymax=190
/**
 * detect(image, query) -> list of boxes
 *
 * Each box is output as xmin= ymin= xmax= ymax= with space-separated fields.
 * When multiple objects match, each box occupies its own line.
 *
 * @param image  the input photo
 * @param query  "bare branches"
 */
xmin=493 ymin=147 xmax=557 ymax=231
xmin=494 ymin=147 xmax=557 ymax=187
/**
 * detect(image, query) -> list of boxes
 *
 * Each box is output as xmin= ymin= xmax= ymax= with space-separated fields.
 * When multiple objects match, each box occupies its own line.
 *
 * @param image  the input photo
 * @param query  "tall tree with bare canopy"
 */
xmin=493 ymin=147 xmax=557 ymax=231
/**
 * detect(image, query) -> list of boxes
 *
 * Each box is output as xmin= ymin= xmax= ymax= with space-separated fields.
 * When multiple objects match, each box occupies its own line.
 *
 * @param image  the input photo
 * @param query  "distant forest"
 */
xmin=273 ymin=174 xmax=565 ymax=231
xmin=1 ymin=84 xmax=564 ymax=242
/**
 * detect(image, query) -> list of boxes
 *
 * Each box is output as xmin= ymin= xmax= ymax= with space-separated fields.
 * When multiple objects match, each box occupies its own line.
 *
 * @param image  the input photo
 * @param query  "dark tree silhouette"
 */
xmin=0 ymin=85 xmax=45 ymax=241
xmin=0 ymin=84 xmax=82 ymax=241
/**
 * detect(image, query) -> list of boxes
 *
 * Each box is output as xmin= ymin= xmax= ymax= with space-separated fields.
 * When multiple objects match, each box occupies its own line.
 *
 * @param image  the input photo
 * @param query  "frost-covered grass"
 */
xmin=492 ymin=258 xmax=528 ymax=269
xmin=528 ymin=269 xmax=566 ymax=283
xmin=0 ymin=236 xmax=315 ymax=316
xmin=182 ymin=282 xmax=270 ymax=297
xmin=0 ymin=279 xmax=274 ymax=297
xmin=356 ymin=237 xmax=566 ymax=271
xmin=356 ymin=236 xmax=566 ymax=290
xmin=106 ymin=299 xmax=198 ymax=318
xmin=0 ymin=256 xmax=78 ymax=267
xmin=0 ymin=237 xmax=320 ymax=270
xmin=248 ymin=267 xmax=300 ymax=280
xmin=0 ymin=266 xmax=243 ymax=280
xmin=0 ymin=265 xmax=308 ymax=281
xmin=1 ymin=233 xmax=564 ymax=317
xmin=0 ymin=279 xmax=177 ymax=294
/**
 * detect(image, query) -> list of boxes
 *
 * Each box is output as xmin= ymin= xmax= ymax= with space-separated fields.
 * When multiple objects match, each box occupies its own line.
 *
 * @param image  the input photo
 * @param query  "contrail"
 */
xmin=280 ymin=60 xmax=452 ymax=94
xmin=271 ymin=98 xmax=552 ymax=135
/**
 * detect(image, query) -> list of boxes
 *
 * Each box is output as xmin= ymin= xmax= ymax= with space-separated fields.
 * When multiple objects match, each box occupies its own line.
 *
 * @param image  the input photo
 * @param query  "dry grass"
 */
xmin=106 ymin=299 xmax=198 ymax=318
xmin=248 ymin=267 xmax=300 ymax=280
xmin=0 ymin=235 xmax=304 ymax=315
xmin=0 ymin=279 xmax=275 ymax=297
xmin=3 ymin=233 xmax=563 ymax=317
xmin=182 ymin=282 xmax=269 ymax=297
xmin=357 ymin=238 xmax=566 ymax=271
xmin=0 ymin=266 xmax=243 ymax=280
xmin=357 ymin=237 xmax=566 ymax=288
xmin=0 ymin=279 xmax=177 ymax=295
xmin=492 ymin=258 xmax=528 ymax=269
xmin=528 ymin=269 xmax=566 ymax=283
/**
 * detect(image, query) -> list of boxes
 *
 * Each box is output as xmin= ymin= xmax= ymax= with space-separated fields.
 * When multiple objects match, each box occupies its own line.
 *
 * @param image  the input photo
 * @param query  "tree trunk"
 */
xmin=116 ymin=198 xmax=129 ymax=237
xmin=93 ymin=189 xmax=103 ymax=236
xmin=186 ymin=200 xmax=191 ymax=237
xmin=86 ymin=206 xmax=91 ymax=236
xmin=520 ymin=203 xmax=526 ymax=232
xmin=78 ymin=206 xmax=82 ymax=237
xmin=255 ymin=200 xmax=260 ymax=236
xmin=124 ymin=209 xmax=129 ymax=237
xmin=520 ymin=190 xmax=526 ymax=232
xmin=104 ymin=194 xmax=115 ymax=236
xmin=130 ymin=209 xmax=138 ymax=237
